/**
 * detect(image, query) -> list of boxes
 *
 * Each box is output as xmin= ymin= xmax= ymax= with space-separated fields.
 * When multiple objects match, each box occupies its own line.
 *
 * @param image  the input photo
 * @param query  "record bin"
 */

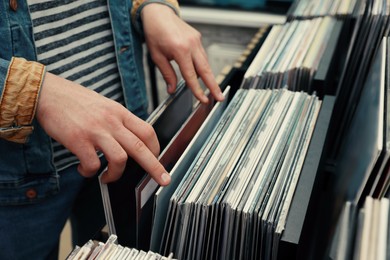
xmin=100 ymin=13 xmax=352 ymax=260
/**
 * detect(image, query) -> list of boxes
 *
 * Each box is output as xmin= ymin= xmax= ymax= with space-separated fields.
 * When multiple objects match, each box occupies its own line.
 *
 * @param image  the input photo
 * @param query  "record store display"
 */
xmin=72 ymin=0 xmax=390 ymax=259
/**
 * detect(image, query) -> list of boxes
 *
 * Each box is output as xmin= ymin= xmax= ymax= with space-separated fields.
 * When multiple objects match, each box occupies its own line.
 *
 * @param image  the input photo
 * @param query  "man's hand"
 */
xmin=141 ymin=4 xmax=225 ymax=103
xmin=36 ymin=72 xmax=170 ymax=185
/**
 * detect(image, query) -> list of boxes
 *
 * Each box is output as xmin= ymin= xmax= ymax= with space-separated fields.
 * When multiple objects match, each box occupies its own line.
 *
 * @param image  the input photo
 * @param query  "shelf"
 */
xmin=181 ymin=6 xmax=286 ymax=27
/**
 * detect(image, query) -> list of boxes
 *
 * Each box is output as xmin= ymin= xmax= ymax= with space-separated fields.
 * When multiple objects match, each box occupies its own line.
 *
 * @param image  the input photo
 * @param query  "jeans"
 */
xmin=0 ymin=161 xmax=106 ymax=260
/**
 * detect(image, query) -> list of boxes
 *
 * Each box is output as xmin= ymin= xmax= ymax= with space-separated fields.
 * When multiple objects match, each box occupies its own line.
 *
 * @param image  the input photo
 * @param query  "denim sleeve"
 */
xmin=0 ymin=58 xmax=10 ymax=99
xmin=132 ymin=0 xmax=180 ymax=38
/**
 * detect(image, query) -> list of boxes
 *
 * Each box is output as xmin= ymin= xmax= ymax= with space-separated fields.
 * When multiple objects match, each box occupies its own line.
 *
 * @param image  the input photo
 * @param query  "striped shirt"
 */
xmin=27 ymin=0 xmax=124 ymax=171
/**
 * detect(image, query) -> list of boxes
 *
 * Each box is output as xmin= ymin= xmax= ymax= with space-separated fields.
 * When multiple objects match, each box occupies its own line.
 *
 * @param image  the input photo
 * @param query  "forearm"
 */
xmin=0 ymin=57 xmax=46 ymax=143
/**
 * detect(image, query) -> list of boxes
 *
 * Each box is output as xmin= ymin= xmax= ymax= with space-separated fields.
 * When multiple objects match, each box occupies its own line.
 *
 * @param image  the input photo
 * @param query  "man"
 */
xmin=0 ymin=0 xmax=224 ymax=258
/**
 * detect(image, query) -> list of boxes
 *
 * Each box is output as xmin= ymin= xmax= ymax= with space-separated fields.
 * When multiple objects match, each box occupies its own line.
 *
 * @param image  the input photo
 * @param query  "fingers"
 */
xmin=72 ymin=134 xmax=126 ymax=183
xmin=69 ymin=110 xmax=168 ymax=185
xmin=141 ymin=6 xmax=223 ymax=103
xmin=94 ymin=135 xmax=127 ymax=183
xmin=175 ymin=52 xmax=209 ymax=103
xmin=119 ymin=119 xmax=170 ymax=186
xmin=117 ymin=131 xmax=170 ymax=186
xmin=122 ymin=113 xmax=160 ymax=157
xmin=166 ymin=33 xmax=223 ymax=103
xmin=152 ymin=53 xmax=178 ymax=94
xmin=76 ymin=144 xmax=102 ymax=177
xmin=98 ymin=118 xmax=169 ymax=186
xmin=192 ymin=49 xmax=225 ymax=102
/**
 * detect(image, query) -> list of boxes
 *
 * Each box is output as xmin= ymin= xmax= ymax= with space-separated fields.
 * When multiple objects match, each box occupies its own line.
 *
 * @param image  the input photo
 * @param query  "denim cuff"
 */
xmin=0 ymin=57 xmax=46 ymax=143
xmin=131 ymin=0 xmax=180 ymax=38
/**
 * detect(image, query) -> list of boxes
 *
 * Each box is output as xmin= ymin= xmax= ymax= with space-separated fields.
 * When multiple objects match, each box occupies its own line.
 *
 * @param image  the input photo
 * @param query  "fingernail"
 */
xmin=218 ymin=92 xmax=225 ymax=100
xmin=161 ymin=172 xmax=171 ymax=184
xmin=167 ymin=84 xmax=173 ymax=93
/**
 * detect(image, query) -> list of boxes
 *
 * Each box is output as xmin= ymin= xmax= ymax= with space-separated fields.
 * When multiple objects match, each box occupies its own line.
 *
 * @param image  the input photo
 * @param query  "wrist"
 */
xmin=140 ymin=3 xmax=176 ymax=21
xmin=131 ymin=0 xmax=180 ymax=36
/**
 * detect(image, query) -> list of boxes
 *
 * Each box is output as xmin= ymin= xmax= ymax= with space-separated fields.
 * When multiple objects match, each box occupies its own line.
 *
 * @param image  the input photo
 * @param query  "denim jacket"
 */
xmin=0 ymin=0 xmax=157 ymax=205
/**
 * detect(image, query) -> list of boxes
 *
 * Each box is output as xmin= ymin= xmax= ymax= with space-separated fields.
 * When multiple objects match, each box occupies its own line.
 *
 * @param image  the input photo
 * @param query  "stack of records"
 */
xmin=66 ymin=235 xmax=177 ymax=260
xmin=241 ymin=16 xmax=341 ymax=94
xmin=287 ymin=0 xmax=359 ymax=20
xmin=151 ymin=88 xmax=322 ymax=260
xmin=334 ymin=37 xmax=390 ymax=209
xmin=308 ymin=28 xmax=390 ymax=260
xmin=329 ymin=196 xmax=389 ymax=260
xmin=322 ymin=36 xmax=390 ymax=260
xmin=329 ymin=0 xmax=390 ymax=158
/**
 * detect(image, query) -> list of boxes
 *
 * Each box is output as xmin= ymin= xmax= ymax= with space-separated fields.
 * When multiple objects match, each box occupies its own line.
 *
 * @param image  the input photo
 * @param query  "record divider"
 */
xmin=278 ymin=95 xmax=335 ymax=260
